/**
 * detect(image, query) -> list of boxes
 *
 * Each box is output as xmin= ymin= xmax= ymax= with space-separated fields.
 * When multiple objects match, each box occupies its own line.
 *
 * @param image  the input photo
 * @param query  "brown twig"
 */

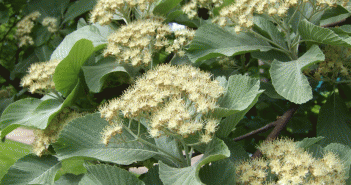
xmin=248 ymin=104 xmax=299 ymax=159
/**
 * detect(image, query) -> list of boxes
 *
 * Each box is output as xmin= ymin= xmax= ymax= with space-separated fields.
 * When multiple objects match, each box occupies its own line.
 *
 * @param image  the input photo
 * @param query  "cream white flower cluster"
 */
xmin=166 ymin=29 xmax=196 ymax=57
xmin=32 ymin=109 xmax=83 ymax=156
xmin=182 ymin=0 xmax=224 ymax=19
xmin=99 ymin=64 xmax=225 ymax=144
xmin=20 ymin=59 xmax=60 ymax=94
xmin=90 ymin=0 xmax=157 ymax=25
xmin=104 ymin=19 xmax=172 ymax=66
xmin=213 ymin=0 xmax=350 ymax=33
xmin=15 ymin=11 xmax=41 ymax=47
xmin=42 ymin=17 xmax=58 ymax=33
xmin=236 ymin=138 xmax=348 ymax=184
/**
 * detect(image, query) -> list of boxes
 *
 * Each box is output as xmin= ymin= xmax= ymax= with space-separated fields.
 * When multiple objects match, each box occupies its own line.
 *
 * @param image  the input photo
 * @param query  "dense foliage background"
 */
xmin=0 ymin=0 xmax=351 ymax=184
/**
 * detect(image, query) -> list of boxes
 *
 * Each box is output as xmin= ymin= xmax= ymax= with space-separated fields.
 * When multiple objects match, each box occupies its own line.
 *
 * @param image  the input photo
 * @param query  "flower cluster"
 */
xmin=42 ymin=17 xmax=58 ymax=33
xmin=99 ymin=64 xmax=225 ymax=144
xmin=166 ymin=28 xmax=196 ymax=56
xmin=213 ymin=0 xmax=350 ymax=33
xmin=32 ymin=109 xmax=83 ymax=156
xmin=182 ymin=0 xmax=223 ymax=19
xmin=15 ymin=11 xmax=41 ymax=47
xmin=104 ymin=19 xmax=172 ymax=66
xmin=90 ymin=0 xmax=157 ymax=25
xmin=236 ymin=138 xmax=348 ymax=184
xmin=20 ymin=59 xmax=60 ymax=94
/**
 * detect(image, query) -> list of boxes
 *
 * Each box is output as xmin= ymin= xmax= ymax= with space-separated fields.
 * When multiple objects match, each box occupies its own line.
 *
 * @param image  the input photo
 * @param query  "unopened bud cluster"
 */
xmin=99 ymin=64 xmax=225 ymax=144
xmin=236 ymin=138 xmax=348 ymax=184
xmin=32 ymin=109 xmax=83 ymax=156
xmin=182 ymin=0 xmax=223 ymax=19
xmin=15 ymin=11 xmax=41 ymax=47
xmin=90 ymin=0 xmax=157 ymax=25
xmin=42 ymin=17 xmax=58 ymax=33
xmin=212 ymin=0 xmax=349 ymax=33
xmin=20 ymin=59 xmax=60 ymax=94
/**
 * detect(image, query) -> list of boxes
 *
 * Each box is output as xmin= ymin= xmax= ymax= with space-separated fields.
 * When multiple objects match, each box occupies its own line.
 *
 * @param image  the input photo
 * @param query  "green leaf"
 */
xmin=53 ymin=39 xmax=94 ymax=97
xmin=159 ymin=138 xmax=230 ymax=185
xmin=0 ymin=4 xmax=9 ymax=24
xmin=317 ymin=94 xmax=351 ymax=148
xmin=0 ymin=154 xmax=61 ymax=185
xmin=154 ymin=136 xmax=183 ymax=167
xmin=296 ymin=136 xmax=325 ymax=149
xmin=53 ymin=113 xmax=157 ymax=165
xmin=140 ymin=166 xmax=163 ymax=185
xmin=153 ymin=0 xmax=182 ymax=16
xmin=61 ymin=158 xmax=87 ymax=175
xmin=213 ymin=74 xmax=264 ymax=118
xmin=35 ymin=45 xmax=54 ymax=62
xmin=35 ymin=25 xmax=52 ymax=46
xmin=270 ymin=45 xmax=325 ymax=104
xmin=260 ymin=82 xmax=284 ymax=99
xmin=320 ymin=5 xmax=351 ymax=27
xmin=199 ymin=159 xmax=236 ymax=185
xmin=78 ymin=163 xmax=144 ymax=185
xmin=298 ymin=19 xmax=351 ymax=47
xmin=253 ymin=16 xmax=287 ymax=50
xmin=0 ymin=140 xmax=31 ymax=180
xmin=0 ymin=98 xmax=62 ymax=139
xmin=216 ymin=92 xmax=261 ymax=138
xmin=187 ymin=24 xmax=272 ymax=63
xmin=77 ymin=18 xmax=87 ymax=29
xmin=55 ymin=174 xmax=84 ymax=185
xmin=50 ymin=24 xmax=113 ymax=61
xmin=82 ymin=58 xmax=130 ymax=93
xmin=63 ymin=0 xmax=97 ymax=24
xmin=24 ymin=0 xmax=69 ymax=18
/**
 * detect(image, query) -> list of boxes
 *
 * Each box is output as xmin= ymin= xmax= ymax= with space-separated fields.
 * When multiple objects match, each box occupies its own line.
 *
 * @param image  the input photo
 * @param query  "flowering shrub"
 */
xmin=0 ymin=0 xmax=351 ymax=184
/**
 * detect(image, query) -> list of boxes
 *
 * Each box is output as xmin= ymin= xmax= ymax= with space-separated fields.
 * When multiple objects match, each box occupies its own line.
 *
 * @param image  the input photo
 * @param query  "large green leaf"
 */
xmin=0 ymin=140 xmax=31 ymax=180
xmin=154 ymin=136 xmax=184 ymax=167
xmin=35 ymin=45 xmax=54 ymax=62
xmin=270 ymin=45 xmax=325 ymax=104
xmin=82 ymin=58 xmax=130 ymax=93
xmin=216 ymin=92 xmax=262 ymax=138
xmin=53 ymin=113 xmax=157 ymax=165
xmin=0 ymin=4 xmax=9 ymax=24
xmin=53 ymin=39 xmax=94 ymax=97
xmin=296 ymin=136 xmax=325 ymax=149
xmin=24 ymin=0 xmax=69 ymax=18
xmin=159 ymin=138 xmax=230 ymax=185
xmin=140 ymin=166 xmax=163 ymax=185
xmin=253 ymin=16 xmax=287 ymax=50
xmin=50 ymin=24 xmax=113 ymax=61
xmin=320 ymin=5 xmax=351 ymax=27
xmin=63 ymin=0 xmax=97 ymax=24
xmin=0 ymin=98 xmax=62 ymax=139
xmin=35 ymin=25 xmax=52 ymax=46
xmin=298 ymin=19 xmax=351 ymax=47
xmin=78 ymin=164 xmax=144 ymax=185
xmin=153 ymin=0 xmax=182 ymax=16
xmin=186 ymin=24 xmax=273 ymax=63
xmin=199 ymin=138 xmax=249 ymax=185
xmin=0 ymin=154 xmax=61 ymax=185
xmin=213 ymin=74 xmax=264 ymax=118
xmin=55 ymin=174 xmax=84 ymax=185
xmin=317 ymin=94 xmax=351 ymax=148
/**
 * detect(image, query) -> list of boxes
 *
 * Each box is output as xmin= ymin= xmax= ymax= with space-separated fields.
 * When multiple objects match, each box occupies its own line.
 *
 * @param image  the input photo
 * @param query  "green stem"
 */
xmin=180 ymin=137 xmax=191 ymax=166
xmin=123 ymin=125 xmax=185 ymax=166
